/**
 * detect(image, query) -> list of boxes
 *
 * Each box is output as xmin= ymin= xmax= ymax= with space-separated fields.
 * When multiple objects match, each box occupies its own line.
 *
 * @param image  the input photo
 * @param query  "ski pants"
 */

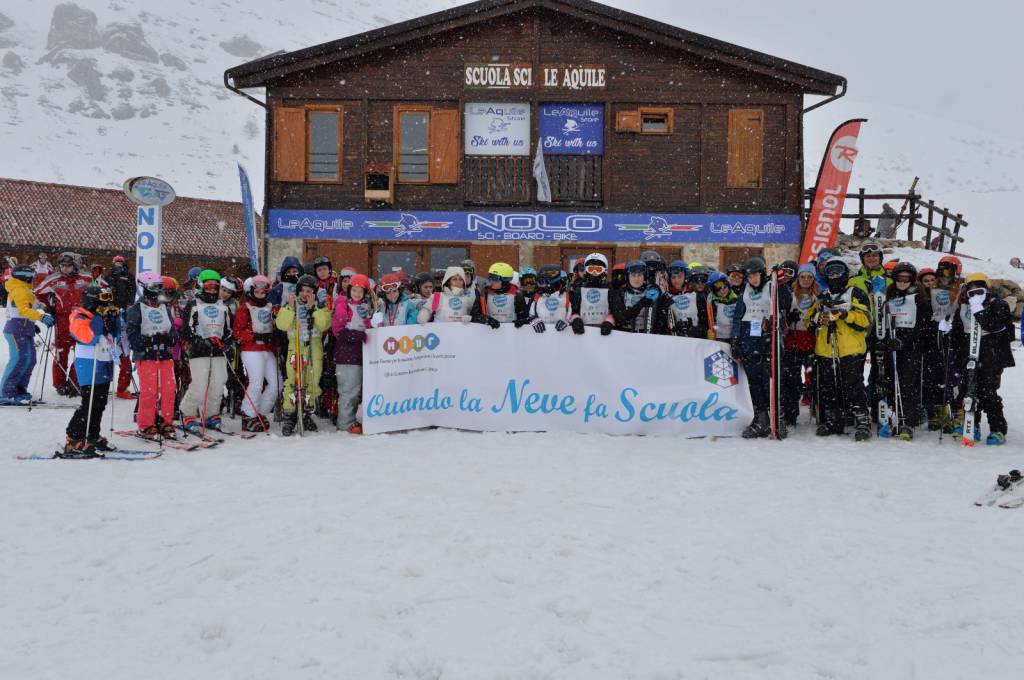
xmin=2 ymin=324 xmax=36 ymax=398
xmin=66 ymin=383 xmax=110 ymax=441
xmin=282 ymin=344 xmax=322 ymax=413
xmin=240 ymin=351 xmax=280 ymax=418
xmin=116 ymin=354 xmax=133 ymax=393
xmin=52 ymin=316 xmax=77 ymax=391
xmin=136 ymin=359 xmax=175 ymax=429
xmin=965 ymin=365 xmax=1007 ymax=436
xmin=335 ymin=363 xmax=362 ymax=429
xmin=922 ymin=338 xmax=959 ymax=410
xmin=179 ymin=356 xmax=228 ymax=420
xmin=741 ymin=341 xmax=771 ymax=411
xmin=781 ymin=348 xmax=811 ymax=424
xmin=816 ymin=353 xmax=868 ymax=426
xmin=887 ymin=349 xmax=922 ymax=431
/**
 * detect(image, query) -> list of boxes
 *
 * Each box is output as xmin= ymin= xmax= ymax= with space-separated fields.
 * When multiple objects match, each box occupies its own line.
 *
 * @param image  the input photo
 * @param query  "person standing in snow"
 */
xmin=332 ymin=274 xmax=373 ymax=435
xmin=33 ymin=252 xmax=53 ymax=278
xmin=921 ymin=256 xmax=962 ymax=432
xmin=664 ymin=261 xmax=709 ymax=339
xmin=278 ymin=274 xmax=331 ymax=436
xmin=781 ymin=263 xmax=818 ymax=427
xmin=34 ymin=252 xmax=92 ymax=395
xmin=373 ymin=273 xmax=420 ymax=327
xmin=880 ymin=262 xmax=931 ymax=440
xmin=610 ymin=259 xmax=668 ymax=334
xmin=125 ymin=272 xmax=178 ymax=440
xmin=179 ymin=270 xmax=233 ymax=434
xmin=804 ymin=257 xmax=872 ymax=441
xmin=708 ymin=271 xmax=738 ymax=344
xmin=1 ymin=266 xmax=54 ymax=405
xmin=569 ymin=253 xmax=614 ymax=335
xmin=232 ymin=275 xmax=279 ymax=433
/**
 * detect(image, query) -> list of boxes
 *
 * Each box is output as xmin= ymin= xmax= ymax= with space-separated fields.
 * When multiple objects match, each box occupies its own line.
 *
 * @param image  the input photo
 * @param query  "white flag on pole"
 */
xmin=533 ymin=139 xmax=551 ymax=203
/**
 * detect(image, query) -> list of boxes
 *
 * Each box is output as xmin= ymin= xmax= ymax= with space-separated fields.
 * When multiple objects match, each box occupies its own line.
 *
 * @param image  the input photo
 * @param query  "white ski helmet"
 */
xmin=584 ymin=252 xmax=608 ymax=269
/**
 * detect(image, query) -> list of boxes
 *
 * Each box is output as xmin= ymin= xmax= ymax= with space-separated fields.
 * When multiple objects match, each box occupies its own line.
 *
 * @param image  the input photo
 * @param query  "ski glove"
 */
xmin=485 ymin=316 xmax=501 ymax=329
xmin=644 ymin=288 xmax=660 ymax=301
xmin=554 ymin=319 xmax=568 ymax=332
xmin=514 ymin=318 xmax=529 ymax=328
xmin=531 ymin=319 xmax=546 ymax=333
xmin=969 ymin=294 xmax=986 ymax=314
xmin=571 ymin=318 xmax=585 ymax=335
xmin=937 ymin=319 xmax=953 ymax=333
xmin=40 ymin=314 xmax=55 ymax=327
xmin=600 ymin=320 xmax=614 ymax=336
xmin=786 ymin=310 xmax=801 ymax=326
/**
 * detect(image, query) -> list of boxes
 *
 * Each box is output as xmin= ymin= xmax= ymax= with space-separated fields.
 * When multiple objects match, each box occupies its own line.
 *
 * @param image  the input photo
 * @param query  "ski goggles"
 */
xmin=667 ymin=265 xmax=688 ymax=276
xmin=487 ymin=273 xmax=511 ymax=284
xmin=893 ymin=274 xmax=914 ymax=283
xmin=936 ymin=265 xmax=956 ymax=276
xmin=712 ymin=280 xmax=730 ymax=293
xmin=965 ymin=284 xmax=987 ymax=296
xmin=97 ymin=289 xmax=114 ymax=303
xmin=201 ymin=280 xmax=221 ymax=293
xmin=251 ymin=281 xmax=270 ymax=292
xmin=626 ymin=263 xmax=647 ymax=275
xmin=519 ymin=274 xmax=536 ymax=286
xmin=689 ymin=272 xmax=709 ymax=284
xmin=775 ymin=266 xmax=795 ymax=280
xmin=584 ymin=264 xmax=606 ymax=276
xmin=380 ymin=281 xmax=402 ymax=293
xmin=859 ymin=243 xmax=882 ymax=256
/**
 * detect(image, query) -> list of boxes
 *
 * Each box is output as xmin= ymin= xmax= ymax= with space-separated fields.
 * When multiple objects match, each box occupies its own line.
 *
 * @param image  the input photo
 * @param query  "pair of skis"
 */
xmin=871 ymin=276 xmax=904 ymax=438
xmin=974 ymin=470 xmax=1024 ymax=508
xmin=961 ymin=311 xmax=983 ymax=447
xmin=768 ymin=269 xmax=784 ymax=439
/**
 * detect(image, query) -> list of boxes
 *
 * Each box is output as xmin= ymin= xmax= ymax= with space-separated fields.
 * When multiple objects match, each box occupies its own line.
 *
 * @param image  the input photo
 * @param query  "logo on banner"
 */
xmin=616 ymin=216 xmax=701 ymax=240
xmin=365 ymin=213 xmax=452 ymax=238
xmin=383 ymin=333 xmax=440 ymax=355
xmin=704 ymin=350 xmax=739 ymax=388
xmin=830 ymin=136 xmax=860 ymax=172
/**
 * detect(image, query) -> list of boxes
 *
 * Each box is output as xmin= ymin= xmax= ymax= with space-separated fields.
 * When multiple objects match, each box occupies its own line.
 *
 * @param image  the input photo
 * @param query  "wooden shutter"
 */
xmin=274 ymin=107 xmax=306 ymax=182
xmin=727 ymin=108 xmax=764 ymax=188
xmin=615 ymin=109 xmax=641 ymax=133
xmin=429 ymin=108 xmax=460 ymax=184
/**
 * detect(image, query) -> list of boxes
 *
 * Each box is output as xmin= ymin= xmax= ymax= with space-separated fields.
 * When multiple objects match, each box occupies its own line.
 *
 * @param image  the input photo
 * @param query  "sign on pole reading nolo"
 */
xmin=122 ymin=176 xmax=175 ymax=277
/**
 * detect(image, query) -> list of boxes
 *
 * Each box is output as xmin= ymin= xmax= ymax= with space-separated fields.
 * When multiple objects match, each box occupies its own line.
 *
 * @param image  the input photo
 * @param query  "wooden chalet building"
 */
xmin=225 ymin=0 xmax=846 ymax=278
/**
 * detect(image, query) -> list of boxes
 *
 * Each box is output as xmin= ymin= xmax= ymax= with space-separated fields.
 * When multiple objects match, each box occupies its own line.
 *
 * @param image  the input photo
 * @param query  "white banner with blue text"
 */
xmin=362 ymin=323 xmax=753 ymax=436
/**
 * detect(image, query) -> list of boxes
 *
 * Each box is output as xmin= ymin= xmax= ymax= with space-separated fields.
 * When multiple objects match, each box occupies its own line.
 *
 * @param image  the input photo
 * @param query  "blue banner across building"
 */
xmin=267 ymin=209 xmax=801 ymax=244
xmin=539 ymin=103 xmax=604 ymax=155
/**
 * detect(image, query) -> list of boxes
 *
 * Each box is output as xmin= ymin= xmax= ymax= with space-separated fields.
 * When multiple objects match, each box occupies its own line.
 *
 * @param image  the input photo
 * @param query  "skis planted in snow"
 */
xmin=961 ymin=312 xmax=983 ymax=447
xmin=871 ymin=276 xmax=894 ymax=437
xmin=768 ymin=270 xmax=783 ymax=439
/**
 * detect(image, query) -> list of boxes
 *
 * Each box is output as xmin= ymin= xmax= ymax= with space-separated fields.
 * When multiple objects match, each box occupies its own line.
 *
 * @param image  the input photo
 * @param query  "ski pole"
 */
xmin=223 ymin=350 xmax=270 ymax=432
xmin=199 ymin=346 xmax=216 ymax=438
xmin=31 ymin=324 xmax=54 ymax=409
xmin=83 ymin=337 xmax=100 ymax=446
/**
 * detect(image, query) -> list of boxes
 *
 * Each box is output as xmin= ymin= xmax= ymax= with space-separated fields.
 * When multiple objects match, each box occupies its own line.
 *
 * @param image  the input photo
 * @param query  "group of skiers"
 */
xmin=0 ymin=244 xmax=1016 ymax=457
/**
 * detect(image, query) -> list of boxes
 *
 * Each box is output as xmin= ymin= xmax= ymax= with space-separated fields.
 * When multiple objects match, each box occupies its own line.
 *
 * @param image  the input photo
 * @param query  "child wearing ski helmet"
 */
xmin=781 ymin=264 xmax=819 ymax=426
xmin=609 ymin=262 xmax=627 ymax=291
xmin=921 ymin=256 xmax=962 ymax=430
xmin=708 ymin=271 xmax=738 ymax=343
xmin=476 ymin=263 xmax=527 ymax=328
xmin=1 ymin=265 xmax=54 ymax=405
xmin=62 ymin=285 xmax=121 ymax=457
xmin=951 ymin=273 xmax=1014 ymax=445
xmin=639 ymin=250 xmax=667 ymax=291
xmin=611 ymin=259 xmax=668 ymax=334
xmin=421 ymin=267 xmax=479 ymax=323
xmin=664 ymin=261 xmax=709 ymax=339
xmin=879 ymin=262 xmax=931 ymax=440
xmin=180 ymin=270 xmax=234 ymax=434
xmin=232 ymin=274 xmax=279 ymax=432
xmin=332 ymin=274 xmax=373 ymax=435
xmin=569 ymin=253 xmax=614 ymax=335
xmin=308 ymin=256 xmax=339 ymax=422
xmin=526 ymin=265 xmax=571 ymax=332
xmin=726 ymin=262 xmax=745 ymax=294
xmin=277 ymin=274 xmax=331 ymax=435
xmin=732 ymin=255 xmax=792 ymax=438
xmin=126 ymin=272 xmax=178 ymax=440
xmin=804 ymin=257 xmax=871 ymax=441
xmin=34 ymin=251 xmax=92 ymax=395
xmin=519 ymin=267 xmax=538 ymax=298
xmin=374 ymin=273 xmax=420 ymax=327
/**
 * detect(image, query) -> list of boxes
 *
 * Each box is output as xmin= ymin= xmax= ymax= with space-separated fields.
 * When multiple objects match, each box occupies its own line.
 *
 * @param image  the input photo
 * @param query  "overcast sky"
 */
xmin=585 ymin=0 xmax=1020 ymax=142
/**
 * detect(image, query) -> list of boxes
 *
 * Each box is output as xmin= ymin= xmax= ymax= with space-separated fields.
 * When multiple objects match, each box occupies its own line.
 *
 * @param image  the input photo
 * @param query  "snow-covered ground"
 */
xmin=2 ymin=320 xmax=1023 ymax=679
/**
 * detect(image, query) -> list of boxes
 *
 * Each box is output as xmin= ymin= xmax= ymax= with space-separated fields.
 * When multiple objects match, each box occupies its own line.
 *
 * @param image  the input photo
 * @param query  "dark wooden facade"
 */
xmin=226 ymin=0 xmax=844 ymax=274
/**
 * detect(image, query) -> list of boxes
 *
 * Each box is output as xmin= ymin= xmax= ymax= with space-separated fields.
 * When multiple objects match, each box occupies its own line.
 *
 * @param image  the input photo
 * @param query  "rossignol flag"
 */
xmin=798 ymin=119 xmax=867 ymax=264
xmin=237 ymin=163 xmax=260 ymax=274
xmin=533 ymin=139 xmax=552 ymax=203
xmin=362 ymin=323 xmax=753 ymax=436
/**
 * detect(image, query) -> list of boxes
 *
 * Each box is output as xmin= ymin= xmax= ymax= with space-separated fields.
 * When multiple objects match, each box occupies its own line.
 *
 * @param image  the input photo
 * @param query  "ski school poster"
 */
xmin=362 ymin=324 xmax=754 ymax=436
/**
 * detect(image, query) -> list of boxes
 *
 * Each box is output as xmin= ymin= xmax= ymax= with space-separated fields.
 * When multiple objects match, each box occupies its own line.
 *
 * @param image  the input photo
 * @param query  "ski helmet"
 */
xmin=197 ymin=269 xmax=220 ymax=285
xmin=937 ymin=255 xmax=963 ymax=277
xmin=625 ymin=259 xmax=647 ymax=277
xmin=187 ymin=266 xmax=203 ymax=281
xmin=822 ymin=258 xmax=849 ymax=292
xmin=639 ymin=250 xmax=665 ymax=273
xmin=138 ymin=271 xmax=163 ymax=298
xmin=726 ymin=262 xmax=744 ymax=276
xmin=778 ymin=259 xmax=798 ymax=280
xmin=859 ymin=241 xmax=883 ymax=262
xmin=917 ymin=267 xmax=936 ymax=282
xmin=963 ymin=272 xmax=989 ymax=290
xmin=743 ymin=255 xmax=767 ymax=275
xmin=537 ymin=264 xmax=565 ymax=293
xmin=708 ymin=271 xmax=729 ymax=291
xmin=891 ymin=261 xmax=917 ymax=282
xmin=338 ymin=266 xmax=357 ymax=279
xmin=161 ymin=276 xmax=179 ymax=294
xmin=79 ymin=285 xmax=109 ymax=312
xmin=487 ymin=262 xmax=515 ymax=283
xmin=295 ymin=274 xmax=318 ymax=293
xmin=57 ymin=252 xmax=78 ymax=270
xmin=583 ymin=253 xmax=608 ymax=269
xmin=461 ymin=259 xmax=477 ymax=279
xmin=667 ymin=260 xmax=688 ymax=278
xmin=248 ymin=274 xmax=272 ymax=293
xmin=11 ymin=265 xmax=35 ymax=283
xmin=689 ymin=265 xmax=711 ymax=284
xmin=380 ymin=272 xmax=404 ymax=292
xmin=219 ymin=277 xmax=238 ymax=294
xmin=312 ymin=255 xmax=331 ymax=270
xmin=815 ymin=249 xmax=835 ymax=269
xmin=610 ymin=262 xmax=627 ymax=288
xmin=348 ymin=274 xmax=370 ymax=291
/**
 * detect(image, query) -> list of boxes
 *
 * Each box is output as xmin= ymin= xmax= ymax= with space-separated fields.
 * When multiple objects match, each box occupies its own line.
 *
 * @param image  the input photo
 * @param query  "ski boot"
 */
xmin=742 ymin=410 xmax=770 ymax=439
xmin=242 ymin=416 xmax=268 ymax=433
xmin=182 ymin=416 xmax=202 ymax=435
xmin=346 ymin=423 xmax=363 ymax=435
xmin=928 ymin=405 xmax=950 ymax=431
xmin=986 ymin=432 xmax=1006 ymax=446
xmin=88 ymin=435 xmax=115 ymax=452
xmin=853 ymin=409 xmax=872 ymax=442
xmin=160 ymin=423 xmax=177 ymax=440
xmin=137 ymin=425 xmax=161 ymax=441
xmin=57 ymin=437 xmax=100 ymax=459
xmin=997 ymin=470 xmax=1022 ymax=489
xmin=897 ymin=427 xmax=913 ymax=442
xmin=301 ymin=410 xmax=318 ymax=433
xmin=281 ymin=412 xmax=298 ymax=437
xmin=204 ymin=415 xmax=222 ymax=431
xmin=0 ymin=394 xmax=32 ymax=405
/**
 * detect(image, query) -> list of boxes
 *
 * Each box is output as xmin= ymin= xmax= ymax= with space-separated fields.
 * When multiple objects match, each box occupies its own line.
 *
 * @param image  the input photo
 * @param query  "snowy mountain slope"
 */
xmin=1 ymin=1 xmax=1021 ymax=263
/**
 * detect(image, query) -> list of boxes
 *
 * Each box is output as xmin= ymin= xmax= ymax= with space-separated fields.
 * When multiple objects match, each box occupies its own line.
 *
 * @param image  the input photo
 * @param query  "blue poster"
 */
xmin=539 ymin=103 xmax=603 ymax=155
xmin=267 ymin=209 xmax=801 ymax=244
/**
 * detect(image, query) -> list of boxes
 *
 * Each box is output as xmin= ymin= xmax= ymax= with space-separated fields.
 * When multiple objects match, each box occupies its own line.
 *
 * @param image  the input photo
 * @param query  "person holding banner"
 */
xmin=332 ymin=274 xmax=374 ymax=435
xmin=664 ymin=261 xmax=709 ymax=339
xmin=732 ymin=256 xmax=791 ymax=439
xmin=420 ymin=267 xmax=479 ymax=324
xmin=525 ymin=265 xmax=571 ymax=332
xmin=708 ymin=271 xmax=738 ymax=343
xmin=373 ymin=273 xmax=420 ymax=327
xmin=569 ymin=253 xmax=614 ymax=335
xmin=475 ymin=263 xmax=527 ymax=328
xmin=610 ymin=260 xmax=669 ymax=334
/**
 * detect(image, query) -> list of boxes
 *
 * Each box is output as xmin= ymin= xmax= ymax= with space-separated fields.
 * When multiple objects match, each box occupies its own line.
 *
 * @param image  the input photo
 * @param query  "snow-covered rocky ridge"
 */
xmin=1 ymin=1 xmax=1021 ymax=265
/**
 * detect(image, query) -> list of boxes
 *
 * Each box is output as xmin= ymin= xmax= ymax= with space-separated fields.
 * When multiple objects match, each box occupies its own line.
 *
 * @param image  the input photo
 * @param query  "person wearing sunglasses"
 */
xmin=180 ymin=270 xmax=234 ymax=435
xmin=569 ymin=253 xmax=614 ymax=335
xmin=708 ymin=271 xmax=738 ymax=344
xmin=664 ymin=261 xmax=709 ymax=339
xmin=474 ymin=262 xmax=527 ymax=329
xmin=524 ymin=265 xmax=571 ymax=333
xmin=610 ymin=259 xmax=668 ymax=334
xmin=876 ymin=262 xmax=932 ymax=441
xmin=421 ymin=266 xmax=480 ymax=324
xmin=950 ymin=273 xmax=1014 ymax=445
xmin=733 ymin=255 xmax=793 ymax=439
xmin=60 ymin=286 xmax=121 ymax=457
